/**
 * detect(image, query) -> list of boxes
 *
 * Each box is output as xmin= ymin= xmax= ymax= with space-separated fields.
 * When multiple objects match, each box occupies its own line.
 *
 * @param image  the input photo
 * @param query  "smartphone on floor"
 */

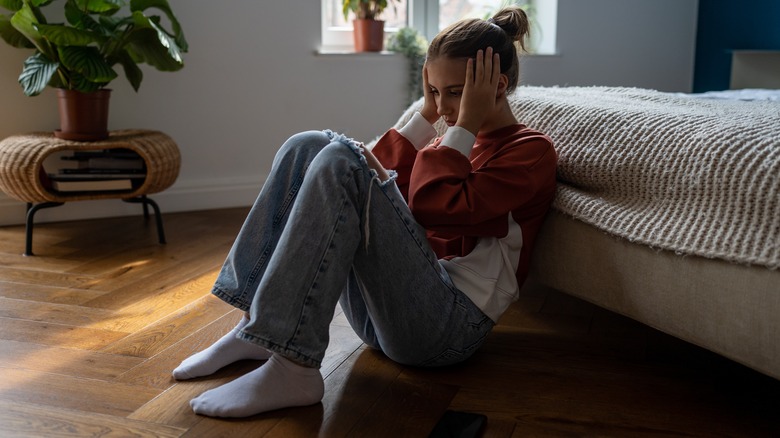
xmin=428 ymin=410 xmax=488 ymax=438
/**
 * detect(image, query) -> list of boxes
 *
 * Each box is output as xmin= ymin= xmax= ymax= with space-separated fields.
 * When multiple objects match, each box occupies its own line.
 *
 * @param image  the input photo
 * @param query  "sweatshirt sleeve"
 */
xmin=438 ymin=126 xmax=476 ymax=157
xmin=371 ymin=113 xmax=437 ymax=201
xmin=408 ymin=133 xmax=557 ymax=237
xmin=398 ymin=112 xmax=437 ymax=150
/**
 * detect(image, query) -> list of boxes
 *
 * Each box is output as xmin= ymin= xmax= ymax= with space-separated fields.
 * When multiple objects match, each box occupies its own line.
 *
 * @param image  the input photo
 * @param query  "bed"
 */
xmin=391 ymin=86 xmax=780 ymax=380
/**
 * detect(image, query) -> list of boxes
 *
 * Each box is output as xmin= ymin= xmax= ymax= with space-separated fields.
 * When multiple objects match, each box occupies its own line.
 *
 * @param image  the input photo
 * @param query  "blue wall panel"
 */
xmin=694 ymin=0 xmax=780 ymax=92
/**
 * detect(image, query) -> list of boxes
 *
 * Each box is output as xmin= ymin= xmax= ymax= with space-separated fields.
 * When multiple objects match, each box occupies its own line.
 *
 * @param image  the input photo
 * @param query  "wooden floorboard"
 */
xmin=0 ymin=282 xmax=104 ymax=305
xmin=0 ymin=400 xmax=185 ymax=438
xmin=1 ymin=368 xmax=161 ymax=417
xmin=1 ymin=207 xmax=778 ymax=437
xmin=0 ymin=317 xmax=130 ymax=350
xmin=0 ymin=339 xmax=144 ymax=381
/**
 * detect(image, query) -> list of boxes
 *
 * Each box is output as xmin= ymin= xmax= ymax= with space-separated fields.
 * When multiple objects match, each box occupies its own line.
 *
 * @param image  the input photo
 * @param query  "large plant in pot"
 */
xmin=0 ymin=0 xmax=187 ymax=141
xmin=342 ymin=0 xmax=397 ymax=52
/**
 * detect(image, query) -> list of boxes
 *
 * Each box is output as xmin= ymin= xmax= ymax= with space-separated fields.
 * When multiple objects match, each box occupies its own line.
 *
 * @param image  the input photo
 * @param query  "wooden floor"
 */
xmin=0 ymin=207 xmax=778 ymax=437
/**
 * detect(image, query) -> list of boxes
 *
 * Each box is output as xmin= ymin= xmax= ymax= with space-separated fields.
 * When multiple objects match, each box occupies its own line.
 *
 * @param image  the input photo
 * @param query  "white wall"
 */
xmin=523 ymin=0 xmax=698 ymax=91
xmin=0 ymin=0 xmax=698 ymax=226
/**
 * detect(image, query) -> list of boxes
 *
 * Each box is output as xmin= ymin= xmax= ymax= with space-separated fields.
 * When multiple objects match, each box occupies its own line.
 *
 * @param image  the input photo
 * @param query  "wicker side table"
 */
xmin=0 ymin=129 xmax=181 ymax=255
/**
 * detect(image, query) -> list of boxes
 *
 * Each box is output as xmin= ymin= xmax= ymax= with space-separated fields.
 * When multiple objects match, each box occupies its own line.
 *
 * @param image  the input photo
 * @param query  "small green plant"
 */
xmin=0 ymin=0 xmax=187 ymax=96
xmin=342 ymin=0 xmax=398 ymax=21
xmin=387 ymin=26 xmax=427 ymax=105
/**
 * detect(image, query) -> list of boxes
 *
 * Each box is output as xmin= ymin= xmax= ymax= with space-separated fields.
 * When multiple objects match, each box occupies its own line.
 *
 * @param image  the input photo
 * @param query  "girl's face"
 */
xmin=425 ymin=57 xmax=470 ymax=127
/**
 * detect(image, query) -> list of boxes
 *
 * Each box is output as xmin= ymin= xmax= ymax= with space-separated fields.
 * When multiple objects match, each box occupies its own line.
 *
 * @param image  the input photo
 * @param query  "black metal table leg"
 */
xmin=123 ymin=195 xmax=166 ymax=244
xmin=25 ymin=202 xmax=65 ymax=256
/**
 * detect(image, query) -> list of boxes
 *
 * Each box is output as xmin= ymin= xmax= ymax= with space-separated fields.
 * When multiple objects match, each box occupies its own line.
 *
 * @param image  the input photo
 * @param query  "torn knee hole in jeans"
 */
xmin=322 ymin=130 xmax=398 ymax=250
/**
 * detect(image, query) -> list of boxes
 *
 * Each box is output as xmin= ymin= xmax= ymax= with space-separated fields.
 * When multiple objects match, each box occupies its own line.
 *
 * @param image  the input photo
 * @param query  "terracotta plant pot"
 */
xmin=55 ymin=89 xmax=111 ymax=141
xmin=353 ymin=19 xmax=385 ymax=52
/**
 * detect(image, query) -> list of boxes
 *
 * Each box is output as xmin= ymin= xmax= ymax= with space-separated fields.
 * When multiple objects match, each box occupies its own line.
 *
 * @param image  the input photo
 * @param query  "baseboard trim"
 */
xmin=0 ymin=175 xmax=264 ymax=226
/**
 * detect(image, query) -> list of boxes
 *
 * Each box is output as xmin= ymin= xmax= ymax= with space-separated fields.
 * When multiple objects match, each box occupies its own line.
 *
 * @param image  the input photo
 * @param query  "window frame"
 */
xmin=320 ymin=0 xmax=557 ymax=55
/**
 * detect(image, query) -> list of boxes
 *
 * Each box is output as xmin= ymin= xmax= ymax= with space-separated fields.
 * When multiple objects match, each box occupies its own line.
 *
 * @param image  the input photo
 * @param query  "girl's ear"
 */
xmin=496 ymin=74 xmax=509 ymax=98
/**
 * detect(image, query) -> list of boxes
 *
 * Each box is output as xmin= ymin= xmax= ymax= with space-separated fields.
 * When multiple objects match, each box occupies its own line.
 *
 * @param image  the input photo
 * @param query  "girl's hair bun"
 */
xmin=491 ymin=6 xmax=531 ymax=53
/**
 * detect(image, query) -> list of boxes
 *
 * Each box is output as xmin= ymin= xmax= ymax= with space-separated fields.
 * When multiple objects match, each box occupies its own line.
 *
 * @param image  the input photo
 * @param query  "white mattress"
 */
xmin=679 ymin=88 xmax=780 ymax=101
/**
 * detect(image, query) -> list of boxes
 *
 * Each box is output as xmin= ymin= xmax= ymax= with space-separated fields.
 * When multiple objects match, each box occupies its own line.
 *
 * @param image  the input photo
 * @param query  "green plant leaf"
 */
xmin=129 ymin=11 xmax=183 ymax=67
xmin=0 ymin=0 xmax=23 ymax=12
xmin=131 ymin=0 xmax=187 ymax=51
xmin=116 ymin=50 xmax=142 ymax=91
xmin=18 ymin=51 xmax=58 ymax=96
xmin=10 ymin=1 xmax=52 ymax=55
xmin=126 ymin=27 xmax=180 ymax=71
xmin=343 ymin=0 xmax=394 ymax=20
xmin=36 ymin=23 xmax=100 ymax=46
xmin=73 ymin=0 xmax=123 ymax=15
xmin=0 ymin=13 xmax=34 ymax=47
xmin=64 ymin=0 xmax=100 ymax=32
xmin=342 ymin=0 xmax=354 ymax=20
xmin=59 ymin=45 xmax=117 ymax=82
xmin=98 ymin=14 xmax=128 ymax=34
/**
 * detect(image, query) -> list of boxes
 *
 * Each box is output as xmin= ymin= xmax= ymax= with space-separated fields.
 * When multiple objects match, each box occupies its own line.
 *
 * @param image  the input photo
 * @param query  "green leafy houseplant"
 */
xmin=342 ymin=0 xmax=397 ymax=21
xmin=386 ymin=26 xmax=427 ymax=105
xmin=0 ymin=0 xmax=187 ymax=97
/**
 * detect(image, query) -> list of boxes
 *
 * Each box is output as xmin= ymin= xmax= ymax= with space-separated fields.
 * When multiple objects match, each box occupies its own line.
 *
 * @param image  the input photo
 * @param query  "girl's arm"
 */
xmin=368 ymin=61 xmax=444 ymax=196
xmin=369 ymin=64 xmax=441 ymax=198
xmin=456 ymin=47 xmax=500 ymax=136
xmin=361 ymin=145 xmax=390 ymax=181
xmin=420 ymin=65 xmax=440 ymax=125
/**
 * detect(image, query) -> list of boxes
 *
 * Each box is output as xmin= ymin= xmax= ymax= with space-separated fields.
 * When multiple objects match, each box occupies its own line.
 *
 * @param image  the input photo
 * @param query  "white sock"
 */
xmin=172 ymin=316 xmax=272 ymax=380
xmin=190 ymin=354 xmax=324 ymax=418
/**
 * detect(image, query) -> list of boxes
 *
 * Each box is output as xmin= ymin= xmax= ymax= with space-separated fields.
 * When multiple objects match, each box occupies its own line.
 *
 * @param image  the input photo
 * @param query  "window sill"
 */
xmin=524 ymin=52 xmax=563 ymax=58
xmin=316 ymin=48 xmax=401 ymax=56
xmin=316 ymin=48 xmax=561 ymax=57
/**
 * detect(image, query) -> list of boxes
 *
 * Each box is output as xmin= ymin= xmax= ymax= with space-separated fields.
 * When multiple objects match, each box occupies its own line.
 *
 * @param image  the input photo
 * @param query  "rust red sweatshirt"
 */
xmin=372 ymin=113 xmax=557 ymax=321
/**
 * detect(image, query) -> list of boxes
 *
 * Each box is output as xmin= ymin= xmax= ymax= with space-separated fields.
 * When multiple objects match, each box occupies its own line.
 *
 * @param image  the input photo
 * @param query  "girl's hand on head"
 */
xmin=420 ymin=63 xmax=440 ymax=125
xmin=457 ymin=47 xmax=501 ymax=136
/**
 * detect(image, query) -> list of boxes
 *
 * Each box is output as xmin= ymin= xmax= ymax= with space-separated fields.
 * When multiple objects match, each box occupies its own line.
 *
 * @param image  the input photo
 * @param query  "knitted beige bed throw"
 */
xmin=392 ymin=86 xmax=780 ymax=269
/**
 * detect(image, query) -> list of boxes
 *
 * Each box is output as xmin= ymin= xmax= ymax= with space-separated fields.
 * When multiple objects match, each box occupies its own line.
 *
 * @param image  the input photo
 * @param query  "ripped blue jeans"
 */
xmin=212 ymin=130 xmax=494 ymax=368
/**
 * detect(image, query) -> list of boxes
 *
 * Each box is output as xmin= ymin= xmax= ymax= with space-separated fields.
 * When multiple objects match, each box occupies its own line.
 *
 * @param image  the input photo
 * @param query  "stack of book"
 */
xmin=43 ymin=149 xmax=146 ymax=193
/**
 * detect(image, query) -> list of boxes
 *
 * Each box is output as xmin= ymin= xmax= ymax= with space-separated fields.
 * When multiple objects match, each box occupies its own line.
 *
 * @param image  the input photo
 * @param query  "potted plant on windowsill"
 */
xmin=342 ymin=0 xmax=397 ymax=52
xmin=0 ymin=0 xmax=187 ymax=141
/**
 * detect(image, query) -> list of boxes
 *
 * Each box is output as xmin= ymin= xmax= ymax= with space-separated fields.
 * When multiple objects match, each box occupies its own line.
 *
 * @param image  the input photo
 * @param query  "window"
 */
xmin=321 ymin=0 xmax=409 ymax=50
xmin=321 ymin=0 xmax=557 ymax=54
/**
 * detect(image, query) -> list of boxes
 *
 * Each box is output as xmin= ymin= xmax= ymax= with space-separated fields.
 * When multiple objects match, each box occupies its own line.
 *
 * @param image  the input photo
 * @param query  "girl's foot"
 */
xmin=190 ymin=354 xmax=324 ymax=417
xmin=172 ymin=316 xmax=272 ymax=380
